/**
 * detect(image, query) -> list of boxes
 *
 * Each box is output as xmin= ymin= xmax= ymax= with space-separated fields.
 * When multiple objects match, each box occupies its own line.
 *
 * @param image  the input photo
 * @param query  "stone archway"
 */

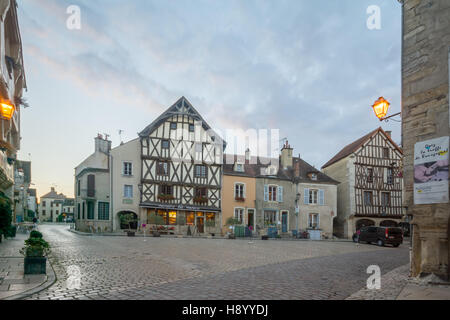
xmin=380 ymin=220 xmax=398 ymax=227
xmin=117 ymin=211 xmax=138 ymax=230
xmin=356 ymin=219 xmax=375 ymax=231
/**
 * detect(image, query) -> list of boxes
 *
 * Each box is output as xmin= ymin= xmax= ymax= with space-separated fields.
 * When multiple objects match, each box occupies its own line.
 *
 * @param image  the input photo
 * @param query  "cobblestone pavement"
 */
xmin=27 ymin=224 xmax=409 ymax=300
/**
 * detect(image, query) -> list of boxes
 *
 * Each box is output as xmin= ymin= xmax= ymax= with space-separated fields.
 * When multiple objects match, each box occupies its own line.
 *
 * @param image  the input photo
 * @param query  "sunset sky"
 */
xmin=16 ymin=0 xmax=402 ymax=199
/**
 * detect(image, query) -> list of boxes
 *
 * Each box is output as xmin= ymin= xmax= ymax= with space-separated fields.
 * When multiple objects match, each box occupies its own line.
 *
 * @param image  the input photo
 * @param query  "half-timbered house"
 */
xmin=138 ymin=97 xmax=225 ymax=235
xmin=322 ymin=127 xmax=404 ymax=239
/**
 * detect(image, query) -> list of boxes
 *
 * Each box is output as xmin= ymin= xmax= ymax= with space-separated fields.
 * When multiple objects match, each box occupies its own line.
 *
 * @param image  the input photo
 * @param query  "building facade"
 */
xmin=13 ymin=160 xmax=31 ymax=222
xmin=74 ymin=134 xmax=111 ymax=232
xmin=401 ymin=0 xmax=450 ymax=280
xmin=322 ymin=128 xmax=404 ymax=239
xmin=138 ymin=97 xmax=224 ymax=235
xmin=39 ymin=187 xmax=67 ymax=222
xmin=0 ymin=0 xmax=26 ymax=217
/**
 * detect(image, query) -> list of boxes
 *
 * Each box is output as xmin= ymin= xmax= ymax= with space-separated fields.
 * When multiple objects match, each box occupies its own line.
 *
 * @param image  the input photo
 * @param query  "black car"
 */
xmin=353 ymin=226 xmax=403 ymax=247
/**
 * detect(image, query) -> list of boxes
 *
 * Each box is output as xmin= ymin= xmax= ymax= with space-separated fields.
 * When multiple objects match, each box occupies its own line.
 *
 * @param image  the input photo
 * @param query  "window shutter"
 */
xmin=317 ymin=214 xmax=320 ymax=229
xmin=304 ymin=188 xmax=309 ymax=204
xmin=243 ymin=184 xmax=246 ymax=199
xmin=87 ymin=175 xmax=95 ymax=197
xmin=319 ymin=189 xmax=324 ymax=205
xmin=264 ymin=185 xmax=269 ymax=201
xmin=277 ymin=186 xmax=283 ymax=202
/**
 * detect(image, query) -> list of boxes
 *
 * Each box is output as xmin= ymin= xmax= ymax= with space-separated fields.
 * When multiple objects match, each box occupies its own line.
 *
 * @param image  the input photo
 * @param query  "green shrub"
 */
xmin=30 ymin=230 xmax=43 ymax=239
xmin=20 ymin=237 xmax=50 ymax=257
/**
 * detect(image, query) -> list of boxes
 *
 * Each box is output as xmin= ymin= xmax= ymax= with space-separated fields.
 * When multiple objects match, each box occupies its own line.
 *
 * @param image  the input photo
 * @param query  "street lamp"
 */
xmin=372 ymin=97 xmax=401 ymax=121
xmin=0 ymin=101 xmax=15 ymax=120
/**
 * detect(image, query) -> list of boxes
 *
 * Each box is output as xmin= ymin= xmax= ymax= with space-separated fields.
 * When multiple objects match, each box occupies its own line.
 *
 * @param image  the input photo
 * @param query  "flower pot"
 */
xmin=153 ymin=231 xmax=161 ymax=237
xmin=24 ymin=256 xmax=47 ymax=275
xmin=262 ymin=235 xmax=269 ymax=240
xmin=127 ymin=231 xmax=135 ymax=237
xmin=228 ymin=234 xmax=235 ymax=239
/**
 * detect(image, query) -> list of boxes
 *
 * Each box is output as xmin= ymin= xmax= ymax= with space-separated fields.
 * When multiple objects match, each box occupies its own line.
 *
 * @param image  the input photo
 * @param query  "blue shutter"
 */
xmin=277 ymin=186 xmax=283 ymax=202
xmin=319 ymin=189 xmax=324 ymax=205
xmin=304 ymin=188 xmax=309 ymax=204
xmin=264 ymin=185 xmax=269 ymax=201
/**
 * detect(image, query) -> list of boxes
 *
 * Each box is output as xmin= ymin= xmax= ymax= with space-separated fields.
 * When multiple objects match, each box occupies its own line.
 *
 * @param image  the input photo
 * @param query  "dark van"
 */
xmin=353 ymin=226 xmax=403 ymax=247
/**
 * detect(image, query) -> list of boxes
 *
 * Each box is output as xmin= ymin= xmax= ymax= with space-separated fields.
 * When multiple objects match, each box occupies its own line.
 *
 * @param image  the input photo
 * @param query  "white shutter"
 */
xmin=304 ymin=188 xmax=309 ymax=204
xmin=277 ymin=186 xmax=283 ymax=202
xmin=319 ymin=189 xmax=324 ymax=205
xmin=243 ymin=183 xmax=246 ymax=198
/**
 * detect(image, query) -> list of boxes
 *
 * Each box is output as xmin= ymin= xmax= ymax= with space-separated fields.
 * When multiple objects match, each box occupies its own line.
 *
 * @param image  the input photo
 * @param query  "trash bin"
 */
xmin=292 ymin=230 xmax=298 ymax=238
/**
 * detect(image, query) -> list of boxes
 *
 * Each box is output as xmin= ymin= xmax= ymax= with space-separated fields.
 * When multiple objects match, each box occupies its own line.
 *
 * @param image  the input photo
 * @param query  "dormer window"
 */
xmin=311 ymin=173 xmax=317 ymax=181
xmin=170 ymin=122 xmax=177 ymax=130
xmin=235 ymin=163 xmax=244 ymax=172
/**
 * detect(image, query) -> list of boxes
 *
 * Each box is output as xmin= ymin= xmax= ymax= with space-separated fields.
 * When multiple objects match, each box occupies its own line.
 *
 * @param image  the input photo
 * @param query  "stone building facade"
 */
xmin=401 ymin=0 xmax=450 ymax=280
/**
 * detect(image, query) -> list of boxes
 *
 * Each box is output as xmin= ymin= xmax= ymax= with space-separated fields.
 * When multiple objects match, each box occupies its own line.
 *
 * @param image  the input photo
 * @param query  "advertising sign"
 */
xmin=414 ymin=136 xmax=449 ymax=204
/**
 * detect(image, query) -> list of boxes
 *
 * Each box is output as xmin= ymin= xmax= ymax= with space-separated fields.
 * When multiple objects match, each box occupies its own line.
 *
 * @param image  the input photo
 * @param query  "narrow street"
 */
xmin=27 ymin=224 xmax=409 ymax=300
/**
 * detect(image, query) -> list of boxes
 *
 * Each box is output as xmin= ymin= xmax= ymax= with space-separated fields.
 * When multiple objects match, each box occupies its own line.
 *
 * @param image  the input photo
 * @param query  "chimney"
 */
xmin=294 ymin=159 xmax=300 ymax=177
xmin=385 ymin=131 xmax=392 ymax=139
xmin=95 ymin=133 xmax=112 ymax=154
xmin=51 ymin=187 xmax=55 ymax=192
xmin=280 ymin=140 xmax=293 ymax=169
xmin=245 ymin=148 xmax=250 ymax=162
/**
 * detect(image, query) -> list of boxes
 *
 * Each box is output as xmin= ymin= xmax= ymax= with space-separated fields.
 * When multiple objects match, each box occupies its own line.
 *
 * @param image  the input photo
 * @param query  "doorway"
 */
xmin=247 ymin=209 xmax=254 ymax=228
xmin=196 ymin=217 xmax=204 ymax=233
xmin=282 ymin=211 xmax=288 ymax=233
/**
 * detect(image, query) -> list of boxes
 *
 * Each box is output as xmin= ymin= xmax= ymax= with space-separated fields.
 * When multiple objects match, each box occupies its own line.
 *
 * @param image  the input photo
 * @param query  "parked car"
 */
xmin=353 ymin=226 xmax=403 ymax=247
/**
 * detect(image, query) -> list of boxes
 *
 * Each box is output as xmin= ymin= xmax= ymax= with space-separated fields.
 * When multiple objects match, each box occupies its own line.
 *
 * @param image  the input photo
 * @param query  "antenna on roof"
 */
xmin=104 ymin=133 xmax=110 ymax=141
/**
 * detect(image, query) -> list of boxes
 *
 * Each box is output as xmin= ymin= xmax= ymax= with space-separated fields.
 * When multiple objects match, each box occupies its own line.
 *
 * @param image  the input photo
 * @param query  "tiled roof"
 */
xmin=41 ymin=189 xmax=67 ymax=200
xmin=223 ymin=154 xmax=339 ymax=184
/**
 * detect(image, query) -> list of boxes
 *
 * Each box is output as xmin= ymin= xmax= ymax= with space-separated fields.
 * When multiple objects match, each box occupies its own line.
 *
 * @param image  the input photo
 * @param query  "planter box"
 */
xmin=24 ymin=257 xmax=47 ymax=275
xmin=261 ymin=235 xmax=269 ymax=240
xmin=127 ymin=231 xmax=135 ymax=237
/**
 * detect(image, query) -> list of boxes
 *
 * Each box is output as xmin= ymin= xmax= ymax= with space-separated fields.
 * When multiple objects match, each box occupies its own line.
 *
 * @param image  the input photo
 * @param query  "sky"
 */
xmin=16 ymin=0 xmax=402 ymax=199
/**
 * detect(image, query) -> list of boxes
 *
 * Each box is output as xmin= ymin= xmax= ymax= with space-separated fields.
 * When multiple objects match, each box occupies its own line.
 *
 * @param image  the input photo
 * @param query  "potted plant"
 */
xmin=20 ymin=233 xmax=50 ymax=275
xmin=193 ymin=196 xmax=208 ymax=204
xmin=147 ymin=212 xmax=165 ymax=237
xmin=225 ymin=217 xmax=240 ymax=239
xmin=120 ymin=213 xmax=138 ymax=236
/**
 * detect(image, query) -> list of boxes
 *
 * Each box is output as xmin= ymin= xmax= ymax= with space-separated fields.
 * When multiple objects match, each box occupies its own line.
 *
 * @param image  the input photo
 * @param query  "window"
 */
xmin=77 ymin=204 xmax=80 ymax=219
xmin=87 ymin=202 xmax=94 ymax=220
xmin=159 ymin=185 xmax=173 ymax=196
xmin=309 ymin=189 xmax=318 ymax=204
xmin=168 ymin=211 xmax=177 ymax=225
xmin=123 ymin=162 xmax=132 ymax=176
xmin=234 ymin=208 xmax=244 ymax=224
xmin=170 ymin=122 xmax=177 ymax=130
xmin=206 ymin=213 xmax=215 ymax=227
xmin=367 ymin=168 xmax=374 ymax=183
xmin=186 ymin=212 xmax=195 ymax=225
xmin=381 ymin=192 xmax=391 ymax=207
xmin=364 ymin=191 xmax=373 ymax=206
xmin=50 ymin=202 xmax=53 ymax=207
xmin=308 ymin=213 xmax=319 ymax=229
xmin=268 ymin=186 xmax=277 ymax=202
xmin=195 ymin=187 xmax=207 ymax=198
xmin=77 ymin=180 xmax=80 ymax=196
xmin=43 ymin=201 xmax=46 ymax=207
xmin=383 ymin=147 xmax=389 ymax=158
xmin=387 ymin=168 xmax=394 ymax=184
xmin=162 ymin=140 xmax=169 ymax=149
xmin=157 ymin=161 xmax=169 ymax=176
xmin=87 ymin=174 xmax=95 ymax=197
xmin=42 ymin=210 xmax=46 ymax=216
xmin=195 ymin=165 xmax=207 ymax=178
xmin=235 ymin=183 xmax=245 ymax=199
xmin=264 ymin=210 xmax=277 ymax=225
xmin=124 ymin=185 xmax=133 ymax=198
xmin=98 ymin=202 xmax=109 ymax=220
xmin=56 ymin=210 xmax=59 ymax=215
xmin=189 ymin=124 xmax=195 ymax=132
xmin=82 ymin=202 xmax=85 ymax=219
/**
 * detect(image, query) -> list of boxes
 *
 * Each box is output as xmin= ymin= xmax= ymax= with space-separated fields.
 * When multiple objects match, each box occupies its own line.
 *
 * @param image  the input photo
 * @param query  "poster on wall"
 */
xmin=414 ymin=136 xmax=449 ymax=204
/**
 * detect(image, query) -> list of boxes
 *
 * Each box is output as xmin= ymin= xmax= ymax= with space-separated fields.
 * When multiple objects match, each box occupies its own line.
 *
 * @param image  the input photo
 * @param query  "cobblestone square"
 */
xmin=25 ymin=225 xmax=409 ymax=300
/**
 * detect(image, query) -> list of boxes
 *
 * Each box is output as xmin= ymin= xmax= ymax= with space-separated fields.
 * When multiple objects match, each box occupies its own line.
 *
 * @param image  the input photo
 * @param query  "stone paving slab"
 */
xmin=397 ymin=284 xmax=450 ymax=300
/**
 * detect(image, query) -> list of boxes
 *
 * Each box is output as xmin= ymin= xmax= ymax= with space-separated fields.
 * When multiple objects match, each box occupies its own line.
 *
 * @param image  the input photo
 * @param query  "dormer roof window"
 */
xmin=234 ymin=163 xmax=244 ymax=172
xmin=311 ymin=173 xmax=318 ymax=181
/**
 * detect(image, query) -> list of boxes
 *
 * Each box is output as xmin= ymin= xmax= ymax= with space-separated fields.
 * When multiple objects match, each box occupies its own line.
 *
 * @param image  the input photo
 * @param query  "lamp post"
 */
xmin=372 ymin=97 xmax=401 ymax=122
xmin=295 ymin=192 xmax=300 ymax=238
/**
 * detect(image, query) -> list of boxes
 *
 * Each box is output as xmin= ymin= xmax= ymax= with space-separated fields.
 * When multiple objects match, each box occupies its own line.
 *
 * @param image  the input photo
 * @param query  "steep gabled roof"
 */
xmin=41 ymin=188 xmax=66 ymax=200
xmin=139 ymin=97 xmax=213 ymax=136
xmin=321 ymin=127 xmax=402 ymax=169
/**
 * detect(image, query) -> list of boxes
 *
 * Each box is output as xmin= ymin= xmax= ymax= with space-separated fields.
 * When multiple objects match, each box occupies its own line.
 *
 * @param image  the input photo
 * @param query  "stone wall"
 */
xmin=401 ymin=0 xmax=450 ymax=280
